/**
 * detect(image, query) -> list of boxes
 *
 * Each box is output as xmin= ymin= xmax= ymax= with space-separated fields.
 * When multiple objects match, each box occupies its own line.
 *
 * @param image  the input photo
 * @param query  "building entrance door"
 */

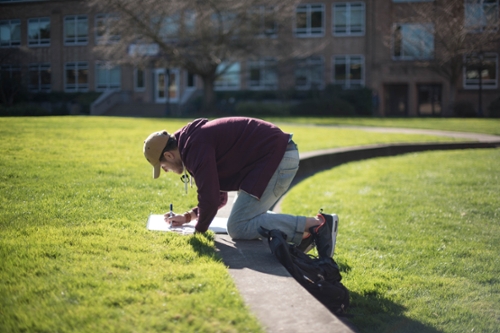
xmin=154 ymin=68 xmax=179 ymax=103
xmin=384 ymin=84 xmax=408 ymax=116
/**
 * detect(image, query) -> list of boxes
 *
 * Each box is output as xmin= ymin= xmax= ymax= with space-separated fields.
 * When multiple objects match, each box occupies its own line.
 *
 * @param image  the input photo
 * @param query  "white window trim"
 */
xmin=463 ymin=53 xmax=499 ymax=89
xmin=464 ymin=0 xmax=499 ymax=33
xmin=253 ymin=5 xmax=278 ymax=38
xmin=185 ymin=71 xmax=197 ymax=91
xmin=295 ymin=56 xmax=325 ymax=90
xmin=95 ymin=61 xmax=121 ymax=91
xmin=0 ymin=19 xmax=21 ymax=47
xmin=134 ymin=68 xmax=146 ymax=92
xmin=247 ymin=58 xmax=278 ymax=90
xmin=392 ymin=23 xmax=435 ymax=60
xmin=333 ymin=2 xmax=366 ymax=37
xmin=28 ymin=63 xmax=51 ymax=92
xmin=215 ymin=62 xmax=241 ymax=91
xmin=64 ymin=62 xmax=89 ymax=92
xmin=64 ymin=15 xmax=88 ymax=46
xmin=294 ymin=3 xmax=325 ymax=38
xmin=332 ymin=55 xmax=365 ymax=88
xmin=95 ymin=13 xmax=120 ymax=45
xmin=28 ymin=17 xmax=50 ymax=47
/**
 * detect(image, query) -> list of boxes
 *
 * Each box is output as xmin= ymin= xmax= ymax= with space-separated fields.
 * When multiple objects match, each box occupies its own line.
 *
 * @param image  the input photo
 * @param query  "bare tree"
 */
xmin=389 ymin=0 xmax=500 ymax=115
xmin=89 ymin=0 xmax=307 ymax=112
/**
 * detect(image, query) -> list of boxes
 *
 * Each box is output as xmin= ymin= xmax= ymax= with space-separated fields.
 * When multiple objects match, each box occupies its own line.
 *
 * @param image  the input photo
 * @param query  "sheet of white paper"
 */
xmin=146 ymin=214 xmax=228 ymax=234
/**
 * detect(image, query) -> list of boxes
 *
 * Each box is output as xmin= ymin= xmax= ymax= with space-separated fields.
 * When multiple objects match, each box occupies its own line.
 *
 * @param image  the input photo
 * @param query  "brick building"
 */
xmin=1 ymin=0 xmax=498 ymax=116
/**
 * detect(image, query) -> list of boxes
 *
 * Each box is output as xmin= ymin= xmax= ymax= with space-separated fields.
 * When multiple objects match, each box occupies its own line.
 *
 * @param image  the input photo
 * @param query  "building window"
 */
xmin=392 ymin=23 xmax=434 ymax=60
xmin=96 ymin=62 xmax=121 ymax=91
xmin=295 ymin=4 xmax=325 ymax=37
xmin=333 ymin=55 xmax=364 ymax=88
xmin=295 ymin=56 xmax=324 ymax=90
xmin=215 ymin=62 xmax=240 ymax=90
xmin=252 ymin=6 xmax=277 ymax=37
xmin=248 ymin=58 xmax=278 ymax=90
xmin=464 ymin=53 xmax=498 ymax=89
xmin=152 ymin=14 xmax=180 ymax=41
xmin=465 ymin=0 xmax=499 ymax=32
xmin=28 ymin=18 xmax=50 ymax=46
xmin=95 ymin=14 xmax=120 ymax=44
xmin=333 ymin=2 xmax=365 ymax=36
xmin=65 ymin=62 xmax=88 ymax=92
xmin=134 ymin=68 xmax=146 ymax=91
xmin=186 ymin=72 xmax=196 ymax=89
xmin=0 ymin=19 xmax=21 ymax=47
xmin=29 ymin=64 xmax=51 ymax=92
xmin=64 ymin=15 xmax=88 ymax=45
xmin=0 ymin=64 xmax=22 ymax=83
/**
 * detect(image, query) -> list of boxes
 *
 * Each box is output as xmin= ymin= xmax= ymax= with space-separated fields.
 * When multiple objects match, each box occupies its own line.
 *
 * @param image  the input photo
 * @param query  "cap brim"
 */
xmin=153 ymin=164 xmax=161 ymax=179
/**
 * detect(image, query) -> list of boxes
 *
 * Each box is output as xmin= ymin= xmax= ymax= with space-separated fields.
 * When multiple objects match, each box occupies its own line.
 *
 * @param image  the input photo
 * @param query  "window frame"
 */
xmin=215 ymin=62 xmax=241 ymax=91
xmin=29 ymin=63 xmax=51 ymax=92
xmin=333 ymin=2 xmax=366 ymax=36
xmin=463 ymin=52 xmax=498 ymax=89
xmin=392 ymin=23 xmax=435 ymax=60
xmin=247 ymin=58 xmax=278 ymax=90
xmin=294 ymin=3 xmax=325 ymax=38
xmin=186 ymin=71 xmax=197 ymax=90
xmin=95 ymin=13 xmax=120 ymax=45
xmin=134 ymin=67 xmax=146 ymax=92
xmin=464 ymin=0 xmax=499 ymax=33
xmin=294 ymin=56 xmax=325 ymax=90
xmin=0 ymin=19 xmax=21 ymax=47
xmin=333 ymin=54 xmax=365 ymax=88
xmin=95 ymin=61 xmax=121 ymax=91
xmin=64 ymin=62 xmax=89 ymax=92
xmin=28 ymin=17 xmax=51 ymax=47
xmin=64 ymin=15 xmax=89 ymax=46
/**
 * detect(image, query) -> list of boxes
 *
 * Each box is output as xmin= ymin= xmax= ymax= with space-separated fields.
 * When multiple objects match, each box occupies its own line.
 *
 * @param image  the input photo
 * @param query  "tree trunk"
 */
xmin=201 ymin=75 xmax=216 ymax=114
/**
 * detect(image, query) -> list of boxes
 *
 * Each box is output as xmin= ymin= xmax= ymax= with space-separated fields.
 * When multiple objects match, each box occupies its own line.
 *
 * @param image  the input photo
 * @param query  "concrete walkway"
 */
xmin=214 ymin=127 xmax=500 ymax=333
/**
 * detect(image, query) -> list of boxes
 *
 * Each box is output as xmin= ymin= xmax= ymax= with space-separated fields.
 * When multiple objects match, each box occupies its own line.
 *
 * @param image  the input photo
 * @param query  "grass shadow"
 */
xmin=345 ymin=290 xmax=444 ymax=333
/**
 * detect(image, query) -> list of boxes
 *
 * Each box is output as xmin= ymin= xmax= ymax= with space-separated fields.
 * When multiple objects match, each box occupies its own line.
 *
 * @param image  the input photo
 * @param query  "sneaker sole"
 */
xmin=330 ymin=214 xmax=338 ymax=257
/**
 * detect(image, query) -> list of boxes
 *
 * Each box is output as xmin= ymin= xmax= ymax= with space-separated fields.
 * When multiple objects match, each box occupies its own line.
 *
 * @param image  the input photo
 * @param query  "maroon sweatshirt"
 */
xmin=173 ymin=117 xmax=290 ymax=232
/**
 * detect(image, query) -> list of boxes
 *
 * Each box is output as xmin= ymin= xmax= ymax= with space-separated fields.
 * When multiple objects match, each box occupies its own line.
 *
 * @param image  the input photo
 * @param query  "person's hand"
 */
xmin=164 ymin=213 xmax=187 ymax=227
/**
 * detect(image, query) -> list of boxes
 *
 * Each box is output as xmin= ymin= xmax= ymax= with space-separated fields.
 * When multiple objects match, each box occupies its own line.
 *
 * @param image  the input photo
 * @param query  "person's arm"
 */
xmin=166 ymin=191 xmax=227 ymax=226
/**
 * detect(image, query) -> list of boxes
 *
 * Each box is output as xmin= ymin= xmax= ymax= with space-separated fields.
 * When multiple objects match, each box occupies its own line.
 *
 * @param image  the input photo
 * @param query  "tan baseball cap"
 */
xmin=143 ymin=130 xmax=170 ymax=179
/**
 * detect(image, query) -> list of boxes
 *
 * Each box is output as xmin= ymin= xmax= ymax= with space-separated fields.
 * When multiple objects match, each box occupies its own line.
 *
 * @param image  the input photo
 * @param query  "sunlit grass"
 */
xmin=267 ymin=117 xmax=500 ymax=136
xmin=0 ymin=117 xmax=261 ymax=333
xmin=0 ymin=116 xmax=496 ymax=332
xmin=282 ymin=149 xmax=500 ymax=333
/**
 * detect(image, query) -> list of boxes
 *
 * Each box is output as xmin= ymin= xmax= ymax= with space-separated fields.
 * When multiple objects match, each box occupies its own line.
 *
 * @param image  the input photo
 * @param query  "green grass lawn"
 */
xmin=267 ymin=117 xmax=500 ymax=136
xmin=0 ymin=116 xmax=498 ymax=332
xmin=282 ymin=149 xmax=500 ymax=333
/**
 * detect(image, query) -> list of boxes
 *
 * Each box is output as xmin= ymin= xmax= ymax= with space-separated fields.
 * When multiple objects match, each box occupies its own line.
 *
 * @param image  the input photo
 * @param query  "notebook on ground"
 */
xmin=146 ymin=214 xmax=228 ymax=234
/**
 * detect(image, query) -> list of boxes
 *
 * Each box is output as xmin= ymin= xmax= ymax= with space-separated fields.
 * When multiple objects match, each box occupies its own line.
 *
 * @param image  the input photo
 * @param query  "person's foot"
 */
xmin=297 ymin=233 xmax=315 ymax=253
xmin=309 ymin=211 xmax=338 ymax=258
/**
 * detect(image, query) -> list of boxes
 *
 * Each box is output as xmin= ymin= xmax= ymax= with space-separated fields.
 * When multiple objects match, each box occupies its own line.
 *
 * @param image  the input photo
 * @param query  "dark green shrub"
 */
xmin=0 ymin=103 xmax=52 ymax=117
xmin=290 ymin=98 xmax=355 ymax=116
xmin=488 ymin=97 xmax=500 ymax=118
xmin=235 ymin=102 xmax=290 ymax=116
xmin=453 ymin=100 xmax=477 ymax=117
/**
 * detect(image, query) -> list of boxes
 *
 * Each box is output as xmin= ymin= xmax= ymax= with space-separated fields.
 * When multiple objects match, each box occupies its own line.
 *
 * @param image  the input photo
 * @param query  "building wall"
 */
xmin=1 ymin=0 xmax=498 ymax=116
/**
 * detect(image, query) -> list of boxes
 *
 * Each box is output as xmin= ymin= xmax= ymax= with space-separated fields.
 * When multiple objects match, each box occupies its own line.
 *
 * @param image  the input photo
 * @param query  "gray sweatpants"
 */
xmin=226 ymin=143 xmax=306 ymax=245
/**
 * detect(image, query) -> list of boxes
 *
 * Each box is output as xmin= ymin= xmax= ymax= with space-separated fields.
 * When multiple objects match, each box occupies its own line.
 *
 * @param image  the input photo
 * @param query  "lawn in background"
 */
xmin=267 ymin=117 xmax=500 ymax=136
xmin=282 ymin=149 xmax=500 ymax=333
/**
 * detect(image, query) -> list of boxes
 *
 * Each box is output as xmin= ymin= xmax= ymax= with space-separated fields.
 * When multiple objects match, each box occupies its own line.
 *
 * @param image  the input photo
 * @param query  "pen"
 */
xmin=169 ymin=203 xmax=174 ymax=218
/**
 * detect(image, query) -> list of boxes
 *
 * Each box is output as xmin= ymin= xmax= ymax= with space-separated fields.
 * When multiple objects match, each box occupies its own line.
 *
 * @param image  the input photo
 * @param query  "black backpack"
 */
xmin=259 ymin=227 xmax=350 ymax=315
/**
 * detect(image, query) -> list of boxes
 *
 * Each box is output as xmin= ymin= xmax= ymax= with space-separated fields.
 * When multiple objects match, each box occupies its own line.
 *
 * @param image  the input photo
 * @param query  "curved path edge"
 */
xmin=216 ymin=135 xmax=500 ymax=333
